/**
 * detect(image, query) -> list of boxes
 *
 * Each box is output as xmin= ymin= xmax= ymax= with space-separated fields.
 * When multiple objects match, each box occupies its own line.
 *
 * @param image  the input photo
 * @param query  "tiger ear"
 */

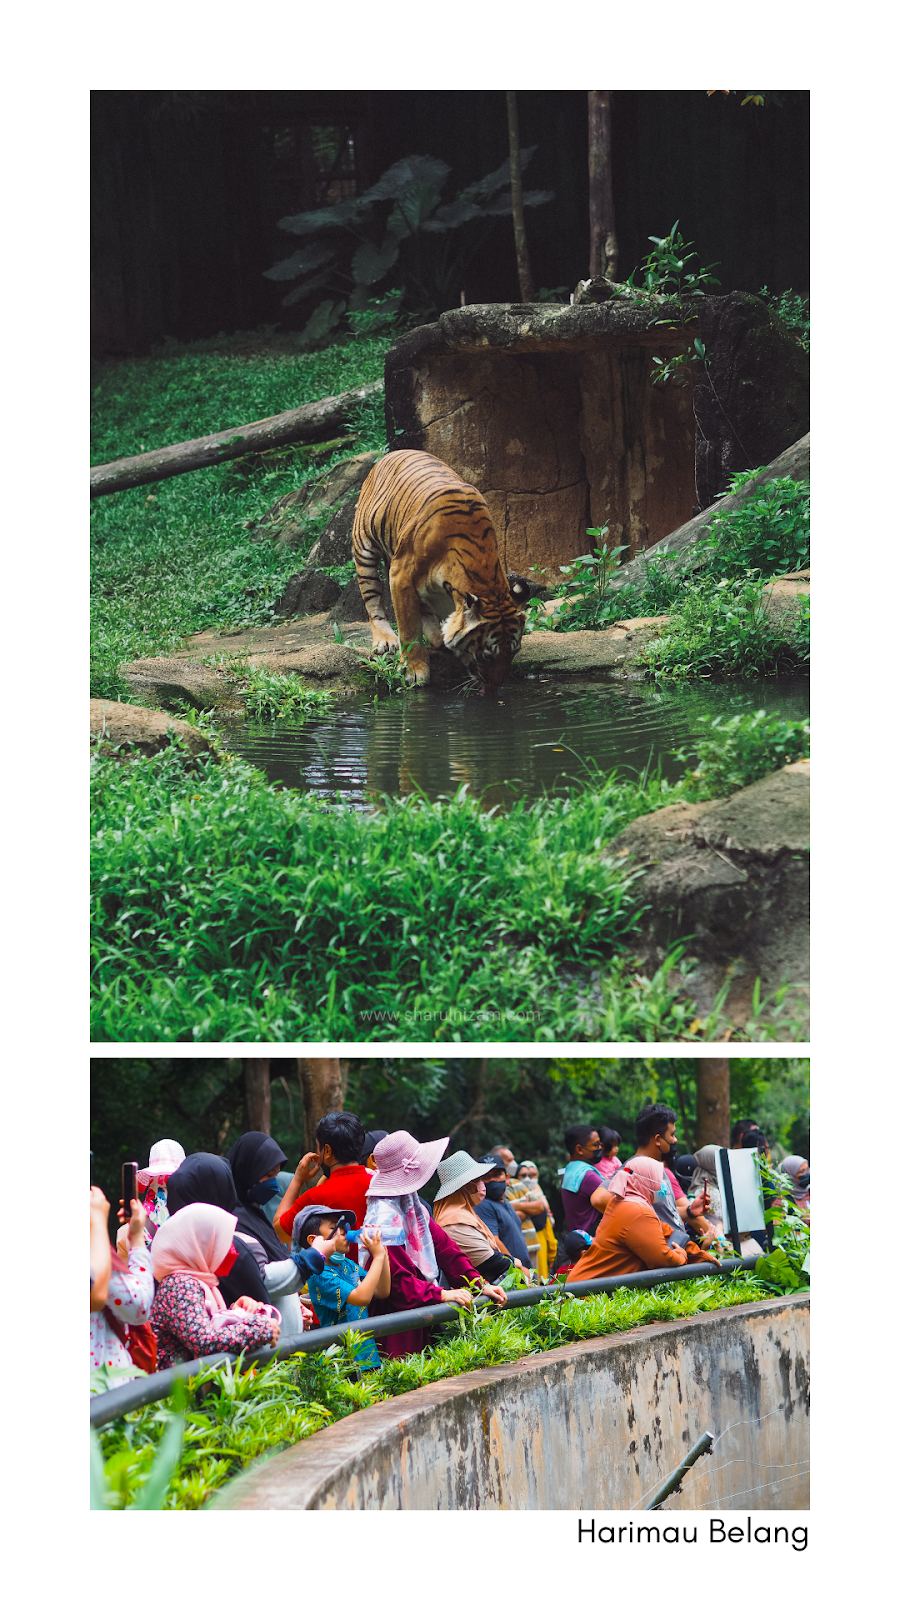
xmin=506 ymin=572 xmax=531 ymax=610
xmin=463 ymin=593 xmax=481 ymax=613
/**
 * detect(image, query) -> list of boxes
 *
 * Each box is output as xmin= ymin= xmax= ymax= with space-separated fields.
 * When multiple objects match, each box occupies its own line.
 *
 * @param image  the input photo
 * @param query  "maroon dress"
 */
xmin=366 ymin=1218 xmax=481 ymax=1357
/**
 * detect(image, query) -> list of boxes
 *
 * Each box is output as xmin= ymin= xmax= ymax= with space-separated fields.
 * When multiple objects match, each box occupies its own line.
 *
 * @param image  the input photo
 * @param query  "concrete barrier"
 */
xmin=212 ymin=1294 xmax=809 ymax=1511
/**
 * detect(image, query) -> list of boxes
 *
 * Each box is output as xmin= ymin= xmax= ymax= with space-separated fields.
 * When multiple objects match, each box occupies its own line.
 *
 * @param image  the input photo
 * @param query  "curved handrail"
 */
xmin=89 ymin=1260 xmax=740 ymax=1428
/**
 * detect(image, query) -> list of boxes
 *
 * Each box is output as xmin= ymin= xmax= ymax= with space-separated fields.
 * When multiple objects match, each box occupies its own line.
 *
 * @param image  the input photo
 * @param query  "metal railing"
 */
xmin=90 ymin=1260 xmax=740 ymax=1428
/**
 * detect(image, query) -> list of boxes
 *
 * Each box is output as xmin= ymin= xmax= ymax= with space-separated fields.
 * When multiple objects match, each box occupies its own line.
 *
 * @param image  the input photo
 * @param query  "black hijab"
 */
xmin=166 ymin=1152 xmax=271 ymax=1307
xmin=226 ymin=1132 xmax=289 ymax=1262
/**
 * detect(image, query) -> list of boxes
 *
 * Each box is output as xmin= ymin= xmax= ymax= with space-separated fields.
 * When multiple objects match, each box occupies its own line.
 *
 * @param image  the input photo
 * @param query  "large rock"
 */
xmin=610 ymin=434 xmax=810 ymax=592
xmin=253 ymin=451 xmax=379 ymax=548
xmin=90 ymin=699 xmax=212 ymax=757
xmin=384 ymin=296 xmax=808 ymax=578
xmin=275 ymin=568 xmax=342 ymax=619
xmin=610 ymin=760 xmax=809 ymax=1030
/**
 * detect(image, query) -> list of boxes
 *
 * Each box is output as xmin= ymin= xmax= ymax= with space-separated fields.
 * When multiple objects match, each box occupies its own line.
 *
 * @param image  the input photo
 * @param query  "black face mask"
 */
xmin=796 ymin=1170 xmax=810 ymax=1188
xmin=484 ymin=1181 xmax=507 ymax=1202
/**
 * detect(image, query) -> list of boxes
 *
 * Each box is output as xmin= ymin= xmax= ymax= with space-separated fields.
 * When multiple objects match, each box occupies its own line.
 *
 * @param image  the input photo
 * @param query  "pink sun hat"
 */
xmin=137 ymin=1138 xmax=186 ymax=1186
xmin=366 ymin=1130 xmax=449 ymax=1197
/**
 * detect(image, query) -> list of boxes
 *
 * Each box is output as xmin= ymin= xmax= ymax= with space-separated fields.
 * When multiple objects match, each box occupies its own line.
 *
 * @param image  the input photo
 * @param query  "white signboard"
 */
xmin=715 ymin=1147 xmax=766 ymax=1234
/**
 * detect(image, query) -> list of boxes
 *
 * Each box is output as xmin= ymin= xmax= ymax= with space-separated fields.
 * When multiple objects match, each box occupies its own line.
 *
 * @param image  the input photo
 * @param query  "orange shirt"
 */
xmin=566 ymin=1195 xmax=688 ymax=1281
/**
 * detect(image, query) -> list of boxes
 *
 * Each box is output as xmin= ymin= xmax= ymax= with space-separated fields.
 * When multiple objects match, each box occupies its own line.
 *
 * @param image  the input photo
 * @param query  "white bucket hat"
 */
xmin=433 ymin=1149 xmax=503 ymax=1203
xmin=137 ymin=1138 xmax=186 ymax=1185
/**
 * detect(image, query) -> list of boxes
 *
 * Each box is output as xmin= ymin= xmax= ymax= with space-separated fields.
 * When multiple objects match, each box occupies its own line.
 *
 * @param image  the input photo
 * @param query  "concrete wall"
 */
xmin=213 ymin=1295 xmax=809 ymax=1512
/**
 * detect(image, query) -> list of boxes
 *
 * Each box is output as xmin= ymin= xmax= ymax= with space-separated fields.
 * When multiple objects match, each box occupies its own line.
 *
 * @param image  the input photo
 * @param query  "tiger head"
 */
xmin=442 ymin=574 xmax=530 ymax=691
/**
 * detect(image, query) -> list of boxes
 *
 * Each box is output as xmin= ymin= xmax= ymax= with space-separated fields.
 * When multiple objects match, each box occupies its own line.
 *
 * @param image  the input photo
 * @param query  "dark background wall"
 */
xmin=92 ymin=90 xmax=809 ymax=355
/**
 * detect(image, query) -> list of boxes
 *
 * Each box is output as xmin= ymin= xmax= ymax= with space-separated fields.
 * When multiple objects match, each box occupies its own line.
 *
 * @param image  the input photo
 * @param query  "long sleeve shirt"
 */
xmin=565 ymin=1197 xmax=688 ymax=1282
xmin=366 ymin=1219 xmax=480 ymax=1357
xmin=150 ymin=1273 xmax=277 ymax=1370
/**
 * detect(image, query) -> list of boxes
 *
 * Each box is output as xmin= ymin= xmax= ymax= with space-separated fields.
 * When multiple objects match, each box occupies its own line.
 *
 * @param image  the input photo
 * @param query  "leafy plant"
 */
xmin=674 ymin=709 xmax=810 ymax=799
xmin=758 ymin=286 xmax=810 ymax=353
xmin=638 ymin=575 xmax=807 ymax=681
xmin=623 ymin=222 xmax=720 ymax=302
xmin=358 ymin=646 xmax=418 ymax=695
xmin=702 ymin=477 xmax=810 ymax=581
xmin=264 ymin=150 xmax=554 ymax=333
xmin=233 ymin=666 xmax=335 ymax=722
xmin=542 ymin=528 xmax=629 ymax=631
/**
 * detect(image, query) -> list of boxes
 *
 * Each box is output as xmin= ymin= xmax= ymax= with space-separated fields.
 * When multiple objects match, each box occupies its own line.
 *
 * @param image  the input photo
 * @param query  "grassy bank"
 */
xmin=92 ymin=1272 xmax=776 ymax=1510
xmin=90 ymin=330 xmax=391 ymax=700
xmin=91 ymin=730 xmax=807 ymax=1044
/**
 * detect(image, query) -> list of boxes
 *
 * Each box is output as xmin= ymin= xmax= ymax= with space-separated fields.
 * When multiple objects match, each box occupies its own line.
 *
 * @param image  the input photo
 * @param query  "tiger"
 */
xmin=351 ymin=449 xmax=530 ymax=690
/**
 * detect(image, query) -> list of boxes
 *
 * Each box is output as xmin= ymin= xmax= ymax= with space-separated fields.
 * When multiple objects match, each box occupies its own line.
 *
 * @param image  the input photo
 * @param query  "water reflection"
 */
xmin=223 ymin=675 xmax=810 ymax=810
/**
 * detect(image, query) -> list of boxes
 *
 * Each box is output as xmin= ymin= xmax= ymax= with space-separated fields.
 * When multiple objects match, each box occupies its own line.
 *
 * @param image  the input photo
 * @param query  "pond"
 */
xmin=222 ymin=674 xmax=810 ymax=810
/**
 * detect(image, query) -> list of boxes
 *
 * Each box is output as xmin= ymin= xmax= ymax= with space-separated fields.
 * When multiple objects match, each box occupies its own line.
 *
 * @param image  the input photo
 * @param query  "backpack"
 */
xmin=103 ymin=1307 xmax=158 ymax=1374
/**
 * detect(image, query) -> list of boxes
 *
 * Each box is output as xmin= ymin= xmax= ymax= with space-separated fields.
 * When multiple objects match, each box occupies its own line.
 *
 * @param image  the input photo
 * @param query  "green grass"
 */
xmin=91 ymin=741 xmax=808 ymax=1043
xmin=92 ymin=1271 xmax=777 ymax=1509
xmin=676 ymin=709 xmax=810 ymax=799
xmin=90 ymin=332 xmax=391 ymax=701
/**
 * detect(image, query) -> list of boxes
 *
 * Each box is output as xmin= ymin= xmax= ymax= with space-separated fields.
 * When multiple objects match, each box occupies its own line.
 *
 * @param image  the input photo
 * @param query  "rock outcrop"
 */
xmin=383 ymin=295 xmax=808 ymax=578
xmin=610 ymin=760 xmax=810 ymax=1028
xmin=90 ymin=699 xmax=213 ymax=758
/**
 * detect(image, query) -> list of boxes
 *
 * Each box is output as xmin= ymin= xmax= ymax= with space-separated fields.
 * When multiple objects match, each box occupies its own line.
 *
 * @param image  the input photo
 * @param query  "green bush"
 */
xmin=638 ymin=576 xmax=807 ymax=681
xmin=758 ymin=286 xmax=810 ymax=353
xmin=675 ymin=709 xmax=810 ymax=799
xmin=701 ymin=477 xmax=810 ymax=582
xmin=92 ymin=1272 xmax=773 ymax=1509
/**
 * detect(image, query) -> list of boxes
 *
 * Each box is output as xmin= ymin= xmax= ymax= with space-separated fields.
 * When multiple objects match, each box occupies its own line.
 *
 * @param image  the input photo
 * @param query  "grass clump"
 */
xmin=92 ymin=1271 xmax=775 ymax=1509
xmin=233 ymin=666 xmax=335 ymax=721
xmin=91 ymin=332 xmax=391 ymax=701
xmin=676 ymin=709 xmax=810 ymax=800
xmin=637 ymin=575 xmax=808 ymax=682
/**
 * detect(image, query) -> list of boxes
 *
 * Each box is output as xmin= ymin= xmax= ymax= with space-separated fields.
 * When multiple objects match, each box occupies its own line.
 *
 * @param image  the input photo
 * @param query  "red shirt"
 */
xmin=279 ymin=1164 xmax=371 ymax=1263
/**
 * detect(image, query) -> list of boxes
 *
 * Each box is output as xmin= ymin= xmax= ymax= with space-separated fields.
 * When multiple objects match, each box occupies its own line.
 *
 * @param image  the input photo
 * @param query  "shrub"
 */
xmin=701 ymin=477 xmax=810 ymax=582
xmin=638 ymin=576 xmax=807 ymax=681
xmin=675 ymin=709 xmax=810 ymax=800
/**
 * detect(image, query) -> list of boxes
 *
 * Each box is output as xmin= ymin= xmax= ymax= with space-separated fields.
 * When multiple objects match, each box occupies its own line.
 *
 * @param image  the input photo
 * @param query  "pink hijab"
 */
xmin=607 ymin=1157 xmax=665 ymax=1208
xmin=151 ymin=1202 xmax=236 ymax=1314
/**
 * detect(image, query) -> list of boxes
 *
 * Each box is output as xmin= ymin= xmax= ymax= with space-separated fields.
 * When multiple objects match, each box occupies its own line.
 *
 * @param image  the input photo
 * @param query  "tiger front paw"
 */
xmin=370 ymin=626 xmax=400 ymax=655
xmin=404 ymin=644 xmax=431 ymax=686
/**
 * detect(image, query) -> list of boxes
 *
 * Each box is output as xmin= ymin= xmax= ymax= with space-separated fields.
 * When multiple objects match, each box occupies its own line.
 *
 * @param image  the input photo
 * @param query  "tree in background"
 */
xmin=506 ymin=92 xmax=536 ymax=301
xmin=695 ymin=1059 xmax=731 ymax=1145
xmin=587 ymin=91 xmax=618 ymax=280
xmin=297 ymin=1058 xmax=345 ymax=1149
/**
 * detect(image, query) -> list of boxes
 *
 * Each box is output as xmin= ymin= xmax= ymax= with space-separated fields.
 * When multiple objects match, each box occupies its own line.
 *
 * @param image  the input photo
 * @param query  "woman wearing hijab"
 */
xmin=150 ymin=1203 xmax=281 ymax=1369
xmin=167 ymin=1153 xmax=272 ymax=1307
xmin=566 ymin=1158 xmax=717 ymax=1281
xmin=515 ymin=1160 xmax=557 ymax=1282
xmin=779 ymin=1156 xmax=810 ymax=1212
xmin=226 ymin=1132 xmax=291 ymax=1263
xmin=686 ymin=1145 xmax=726 ymax=1235
xmin=90 ymin=1189 xmax=155 ymax=1388
xmin=432 ymin=1151 xmax=516 ymax=1282
xmin=362 ymin=1131 xmax=508 ymax=1357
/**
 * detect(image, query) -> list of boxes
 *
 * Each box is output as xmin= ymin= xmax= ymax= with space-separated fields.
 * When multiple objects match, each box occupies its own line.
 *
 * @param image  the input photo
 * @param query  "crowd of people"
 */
xmin=90 ymin=1104 xmax=809 ymax=1390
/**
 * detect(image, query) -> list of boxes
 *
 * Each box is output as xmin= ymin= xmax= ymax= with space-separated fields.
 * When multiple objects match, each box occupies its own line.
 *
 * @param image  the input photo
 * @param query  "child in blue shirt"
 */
xmin=291 ymin=1206 xmax=391 ymax=1370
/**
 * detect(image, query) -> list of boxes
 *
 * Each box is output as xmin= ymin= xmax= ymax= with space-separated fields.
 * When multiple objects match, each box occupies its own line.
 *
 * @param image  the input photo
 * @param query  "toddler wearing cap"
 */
xmin=292 ymin=1208 xmax=390 ymax=1370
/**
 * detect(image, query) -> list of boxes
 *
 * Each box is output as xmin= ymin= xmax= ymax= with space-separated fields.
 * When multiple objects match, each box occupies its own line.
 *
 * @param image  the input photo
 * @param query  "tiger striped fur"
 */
xmin=352 ymin=449 xmax=529 ymax=689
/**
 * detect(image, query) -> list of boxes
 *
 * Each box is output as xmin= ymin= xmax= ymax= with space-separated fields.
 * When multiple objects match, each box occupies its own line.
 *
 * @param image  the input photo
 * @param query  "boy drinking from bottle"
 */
xmin=291 ymin=1205 xmax=391 ymax=1370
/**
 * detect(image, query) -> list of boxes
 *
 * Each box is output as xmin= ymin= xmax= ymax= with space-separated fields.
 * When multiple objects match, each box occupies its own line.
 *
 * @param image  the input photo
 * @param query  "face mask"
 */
xmin=505 ymin=1159 xmax=517 ymax=1175
xmin=656 ymin=1178 xmax=670 ymax=1200
xmin=215 ymin=1244 xmax=239 ymax=1277
xmin=485 ymin=1181 xmax=507 ymax=1202
xmin=247 ymin=1177 xmax=280 ymax=1206
xmin=796 ymin=1171 xmax=810 ymax=1188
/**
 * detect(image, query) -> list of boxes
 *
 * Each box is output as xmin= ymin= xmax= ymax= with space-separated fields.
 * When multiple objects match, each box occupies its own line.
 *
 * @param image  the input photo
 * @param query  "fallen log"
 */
xmin=90 ymin=380 xmax=383 ymax=498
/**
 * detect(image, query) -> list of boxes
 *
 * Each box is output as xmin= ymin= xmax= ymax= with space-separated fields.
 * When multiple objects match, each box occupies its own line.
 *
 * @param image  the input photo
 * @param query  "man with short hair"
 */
xmin=560 ymin=1125 xmax=612 ymax=1234
xmin=473 ymin=1159 xmax=532 ymax=1271
xmin=274 ymin=1111 xmax=371 ymax=1260
xmin=731 ymin=1118 xmax=759 ymax=1150
xmin=632 ymin=1104 xmax=710 ymax=1247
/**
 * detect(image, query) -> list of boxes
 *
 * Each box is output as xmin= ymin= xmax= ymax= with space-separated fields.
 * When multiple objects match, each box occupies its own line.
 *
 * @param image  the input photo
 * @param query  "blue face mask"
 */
xmin=248 ymin=1177 xmax=280 ymax=1206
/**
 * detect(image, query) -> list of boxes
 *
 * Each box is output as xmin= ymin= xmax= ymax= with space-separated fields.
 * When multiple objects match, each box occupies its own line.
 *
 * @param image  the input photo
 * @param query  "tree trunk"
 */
xmin=587 ymin=91 xmax=619 ymax=281
xmin=694 ymin=1060 xmax=731 ymax=1148
xmin=297 ymin=1059 xmax=345 ymax=1153
xmin=89 ymin=380 xmax=384 ymax=498
xmin=243 ymin=1060 xmax=271 ymax=1134
xmin=506 ymin=91 xmax=536 ymax=302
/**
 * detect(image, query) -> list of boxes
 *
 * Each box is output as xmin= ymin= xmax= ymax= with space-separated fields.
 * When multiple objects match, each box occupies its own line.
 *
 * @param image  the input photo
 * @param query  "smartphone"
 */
xmin=121 ymin=1161 xmax=138 ymax=1210
xmin=702 ymin=1179 xmax=710 ymax=1210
